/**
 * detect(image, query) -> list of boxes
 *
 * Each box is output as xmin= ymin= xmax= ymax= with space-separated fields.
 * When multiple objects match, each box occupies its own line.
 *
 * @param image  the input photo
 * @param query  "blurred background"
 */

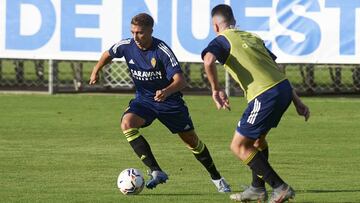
xmin=0 ymin=0 xmax=359 ymax=95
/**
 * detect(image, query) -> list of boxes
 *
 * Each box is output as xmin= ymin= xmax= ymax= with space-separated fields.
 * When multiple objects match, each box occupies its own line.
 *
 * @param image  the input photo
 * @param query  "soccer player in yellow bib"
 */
xmin=201 ymin=4 xmax=310 ymax=203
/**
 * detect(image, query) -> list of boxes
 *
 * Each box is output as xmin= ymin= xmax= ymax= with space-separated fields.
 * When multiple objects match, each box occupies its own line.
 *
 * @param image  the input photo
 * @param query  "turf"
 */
xmin=0 ymin=94 xmax=360 ymax=203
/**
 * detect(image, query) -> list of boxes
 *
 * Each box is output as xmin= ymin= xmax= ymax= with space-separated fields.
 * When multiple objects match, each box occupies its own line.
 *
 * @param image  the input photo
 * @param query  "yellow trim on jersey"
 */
xmin=243 ymin=150 xmax=259 ymax=165
xmin=123 ymin=128 xmax=141 ymax=142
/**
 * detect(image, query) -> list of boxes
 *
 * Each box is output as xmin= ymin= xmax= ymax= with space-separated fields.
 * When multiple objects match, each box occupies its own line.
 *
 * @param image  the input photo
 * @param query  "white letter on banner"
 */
xmin=6 ymin=0 xmax=56 ymax=50
xmin=61 ymin=0 xmax=102 ymax=52
xmin=275 ymin=0 xmax=321 ymax=55
xmin=176 ymin=0 xmax=223 ymax=54
xmin=325 ymin=0 xmax=360 ymax=55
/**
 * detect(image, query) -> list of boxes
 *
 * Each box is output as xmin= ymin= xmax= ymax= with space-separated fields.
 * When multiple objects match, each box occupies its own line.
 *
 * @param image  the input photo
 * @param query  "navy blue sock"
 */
xmin=247 ymin=150 xmax=284 ymax=189
xmin=193 ymin=145 xmax=221 ymax=180
xmin=251 ymin=147 xmax=269 ymax=188
xmin=129 ymin=135 xmax=162 ymax=171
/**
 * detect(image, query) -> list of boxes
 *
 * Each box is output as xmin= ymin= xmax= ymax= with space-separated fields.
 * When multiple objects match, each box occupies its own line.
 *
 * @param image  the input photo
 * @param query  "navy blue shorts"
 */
xmin=237 ymin=80 xmax=293 ymax=139
xmin=123 ymin=97 xmax=194 ymax=134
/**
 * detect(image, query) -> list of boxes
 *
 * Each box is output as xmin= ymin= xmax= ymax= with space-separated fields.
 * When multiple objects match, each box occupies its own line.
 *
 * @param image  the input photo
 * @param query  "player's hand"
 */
xmin=154 ymin=89 xmax=168 ymax=102
xmin=212 ymin=90 xmax=231 ymax=111
xmin=89 ymin=71 xmax=98 ymax=85
xmin=295 ymin=101 xmax=310 ymax=121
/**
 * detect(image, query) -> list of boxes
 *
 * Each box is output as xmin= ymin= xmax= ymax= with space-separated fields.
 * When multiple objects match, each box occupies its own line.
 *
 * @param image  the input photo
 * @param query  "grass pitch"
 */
xmin=1 ymin=94 xmax=360 ymax=203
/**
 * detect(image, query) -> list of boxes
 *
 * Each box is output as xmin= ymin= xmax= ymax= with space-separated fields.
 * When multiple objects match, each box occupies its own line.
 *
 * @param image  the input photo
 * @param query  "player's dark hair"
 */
xmin=211 ymin=4 xmax=235 ymax=24
xmin=131 ymin=13 xmax=154 ymax=28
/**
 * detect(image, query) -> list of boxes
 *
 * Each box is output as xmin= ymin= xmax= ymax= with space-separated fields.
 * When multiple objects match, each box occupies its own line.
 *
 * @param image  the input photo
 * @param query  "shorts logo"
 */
xmin=184 ymin=124 xmax=191 ymax=130
xmin=247 ymin=99 xmax=261 ymax=124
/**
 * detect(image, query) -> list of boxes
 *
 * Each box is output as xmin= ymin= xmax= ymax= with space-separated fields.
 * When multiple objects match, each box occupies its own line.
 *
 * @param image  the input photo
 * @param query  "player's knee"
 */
xmin=254 ymin=139 xmax=267 ymax=150
xmin=121 ymin=113 xmax=145 ymax=131
xmin=120 ymin=118 xmax=132 ymax=131
xmin=230 ymin=142 xmax=251 ymax=161
xmin=179 ymin=130 xmax=198 ymax=148
xmin=230 ymin=137 xmax=251 ymax=158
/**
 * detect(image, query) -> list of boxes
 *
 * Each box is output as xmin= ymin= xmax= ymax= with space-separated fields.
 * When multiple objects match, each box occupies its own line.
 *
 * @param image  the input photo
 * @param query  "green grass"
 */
xmin=1 ymin=94 xmax=360 ymax=203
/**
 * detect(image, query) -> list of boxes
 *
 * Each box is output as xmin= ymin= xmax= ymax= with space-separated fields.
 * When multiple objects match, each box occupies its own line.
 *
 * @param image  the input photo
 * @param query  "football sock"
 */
xmin=244 ymin=149 xmax=284 ymax=189
xmin=125 ymin=128 xmax=161 ymax=172
xmin=190 ymin=140 xmax=221 ymax=180
xmin=251 ymin=147 xmax=269 ymax=188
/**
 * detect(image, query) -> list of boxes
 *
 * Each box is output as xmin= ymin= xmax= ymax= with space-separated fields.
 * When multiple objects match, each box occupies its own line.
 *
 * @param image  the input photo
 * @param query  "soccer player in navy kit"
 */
xmin=89 ymin=13 xmax=231 ymax=192
xmin=201 ymin=5 xmax=310 ymax=202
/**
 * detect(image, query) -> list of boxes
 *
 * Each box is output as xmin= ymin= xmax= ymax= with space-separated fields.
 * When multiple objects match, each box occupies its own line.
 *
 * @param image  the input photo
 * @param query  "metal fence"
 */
xmin=0 ymin=59 xmax=359 ymax=95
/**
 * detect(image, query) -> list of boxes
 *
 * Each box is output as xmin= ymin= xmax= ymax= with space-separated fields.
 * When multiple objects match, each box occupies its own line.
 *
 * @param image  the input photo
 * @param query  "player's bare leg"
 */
xmin=230 ymin=132 xmax=294 ymax=202
xmin=179 ymin=130 xmax=231 ymax=192
xmin=231 ymin=135 xmax=269 ymax=201
xmin=121 ymin=113 xmax=168 ymax=189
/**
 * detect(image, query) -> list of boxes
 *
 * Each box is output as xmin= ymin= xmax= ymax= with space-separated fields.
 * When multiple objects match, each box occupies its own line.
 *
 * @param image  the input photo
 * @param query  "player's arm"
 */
xmin=203 ymin=52 xmax=220 ymax=91
xmin=154 ymin=73 xmax=186 ymax=102
xmin=264 ymin=42 xmax=310 ymax=121
xmin=89 ymin=51 xmax=113 ymax=84
xmin=292 ymin=90 xmax=310 ymax=121
xmin=273 ymin=63 xmax=310 ymax=121
xmin=268 ymin=50 xmax=310 ymax=121
xmin=203 ymin=52 xmax=230 ymax=110
xmin=155 ymin=41 xmax=185 ymax=102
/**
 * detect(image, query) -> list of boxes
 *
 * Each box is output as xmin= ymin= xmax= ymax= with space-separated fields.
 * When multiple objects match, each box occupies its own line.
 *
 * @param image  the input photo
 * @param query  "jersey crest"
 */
xmin=151 ymin=57 xmax=157 ymax=68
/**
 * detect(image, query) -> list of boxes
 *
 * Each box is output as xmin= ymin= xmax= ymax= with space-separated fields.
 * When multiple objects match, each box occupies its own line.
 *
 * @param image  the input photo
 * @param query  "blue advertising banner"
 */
xmin=0 ymin=0 xmax=359 ymax=63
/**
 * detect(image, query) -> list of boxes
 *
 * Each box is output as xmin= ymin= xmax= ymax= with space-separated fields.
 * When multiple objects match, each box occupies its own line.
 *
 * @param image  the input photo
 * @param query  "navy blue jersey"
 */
xmin=109 ymin=37 xmax=183 ymax=102
xmin=201 ymin=35 xmax=277 ymax=64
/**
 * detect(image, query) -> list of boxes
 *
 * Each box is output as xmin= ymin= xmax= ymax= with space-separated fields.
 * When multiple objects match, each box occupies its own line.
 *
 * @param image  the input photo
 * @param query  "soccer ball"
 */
xmin=117 ymin=168 xmax=145 ymax=195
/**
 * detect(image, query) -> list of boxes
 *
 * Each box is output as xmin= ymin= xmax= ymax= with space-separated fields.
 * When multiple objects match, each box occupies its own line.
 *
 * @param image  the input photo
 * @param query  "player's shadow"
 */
xmin=297 ymin=189 xmax=360 ymax=194
xmin=146 ymin=189 xmax=360 ymax=203
xmin=145 ymin=192 xmax=212 ymax=196
xmin=289 ymin=189 xmax=360 ymax=203
xmin=147 ymin=189 xmax=360 ymax=195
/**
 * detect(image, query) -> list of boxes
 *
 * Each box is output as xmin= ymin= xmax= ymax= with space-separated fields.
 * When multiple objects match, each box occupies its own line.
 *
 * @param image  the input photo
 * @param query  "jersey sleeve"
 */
xmin=201 ymin=35 xmax=230 ymax=65
xmin=108 ymin=39 xmax=131 ymax=58
xmin=158 ymin=42 xmax=183 ymax=80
